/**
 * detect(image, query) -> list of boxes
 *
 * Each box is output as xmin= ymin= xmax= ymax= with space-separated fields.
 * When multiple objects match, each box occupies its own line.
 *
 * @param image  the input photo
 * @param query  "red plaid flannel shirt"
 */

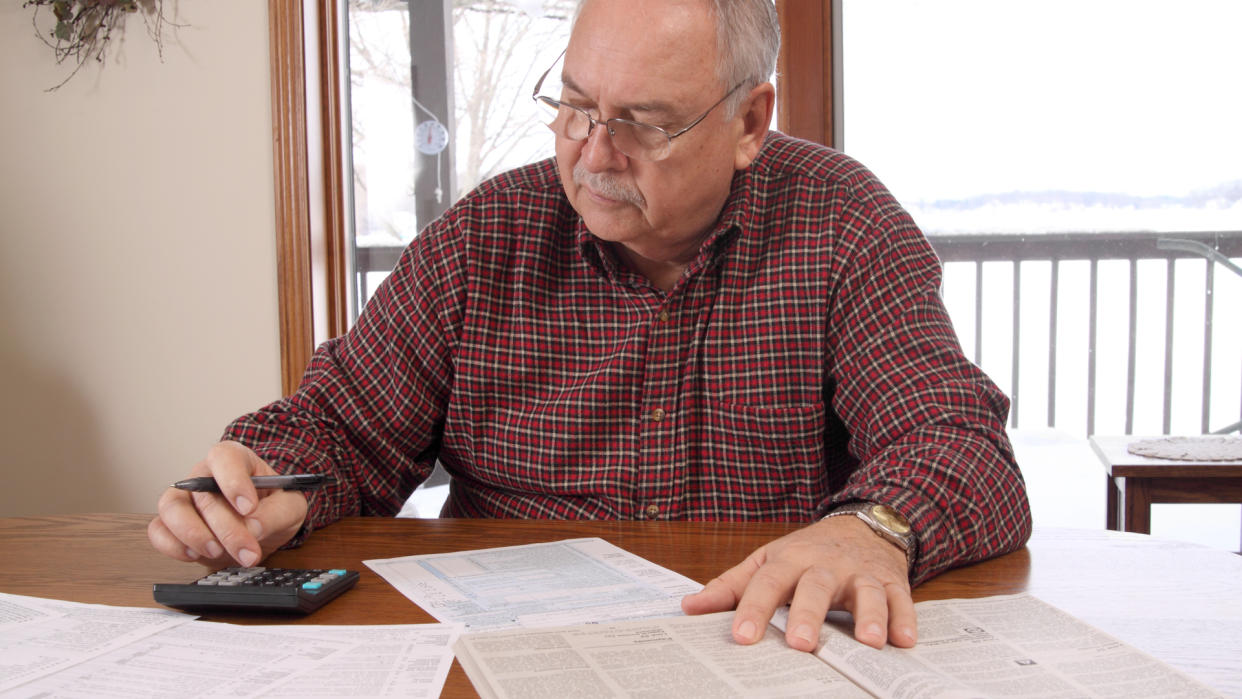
xmin=225 ymin=132 xmax=1031 ymax=583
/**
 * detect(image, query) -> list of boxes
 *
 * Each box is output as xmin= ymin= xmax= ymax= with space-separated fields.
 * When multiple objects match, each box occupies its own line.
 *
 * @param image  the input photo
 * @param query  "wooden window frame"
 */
xmin=268 ymin=0 xmax=835 ymax=395
xmin=269 ymin=0 xmax=349 ymax=395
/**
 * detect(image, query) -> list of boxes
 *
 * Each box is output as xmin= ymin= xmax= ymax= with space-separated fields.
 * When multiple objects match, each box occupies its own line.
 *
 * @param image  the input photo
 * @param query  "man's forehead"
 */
xmin=560 ymin=71 xmax=681 ymax=117
xmin=559 ymin=17 xmax=718 ymax=113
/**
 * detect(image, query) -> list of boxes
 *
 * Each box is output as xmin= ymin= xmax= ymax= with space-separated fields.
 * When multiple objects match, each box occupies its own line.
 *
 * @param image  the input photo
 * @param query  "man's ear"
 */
xmin=733 ymin=82 xmax=776 ymax=170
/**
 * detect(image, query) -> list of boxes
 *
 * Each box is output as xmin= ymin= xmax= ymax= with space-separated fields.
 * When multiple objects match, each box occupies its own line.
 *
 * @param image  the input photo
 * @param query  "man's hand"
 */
xmin=147 ymin=441 xmax=309 ymax=568
xmin=680 ymin=517 xmax=917 ymax=651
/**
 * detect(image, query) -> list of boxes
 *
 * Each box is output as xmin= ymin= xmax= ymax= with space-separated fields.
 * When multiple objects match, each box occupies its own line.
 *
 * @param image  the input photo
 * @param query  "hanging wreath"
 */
xmin=24 ymin=0 xmax=172 ymax=91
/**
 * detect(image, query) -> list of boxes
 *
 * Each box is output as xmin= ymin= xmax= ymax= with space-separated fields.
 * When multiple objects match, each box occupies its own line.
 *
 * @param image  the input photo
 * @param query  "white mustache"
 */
xmin=573 ymin=161 xmax=646 ymax=208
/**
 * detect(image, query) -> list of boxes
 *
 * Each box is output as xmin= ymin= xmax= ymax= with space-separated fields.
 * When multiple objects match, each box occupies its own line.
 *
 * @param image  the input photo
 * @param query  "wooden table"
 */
xmin=1090 ymin=435 xmax=1242 ymax=541
xmin=2 ymin=515 xmax=1241 ymax=697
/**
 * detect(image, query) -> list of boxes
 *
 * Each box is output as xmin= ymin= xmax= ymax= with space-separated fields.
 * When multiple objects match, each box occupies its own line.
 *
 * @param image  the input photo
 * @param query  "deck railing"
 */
xmin=929 ymin=231 xmax=1242 ymax=437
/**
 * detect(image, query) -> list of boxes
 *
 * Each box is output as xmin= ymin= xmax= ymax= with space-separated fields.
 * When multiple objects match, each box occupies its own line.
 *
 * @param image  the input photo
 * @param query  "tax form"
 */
xmin=0 ymin=592 xmax=461 ymax=698
xmin=365 ymin=537 xmax=704 ymax=631
xmin=0 ymin=592 xmax=192 ymax=693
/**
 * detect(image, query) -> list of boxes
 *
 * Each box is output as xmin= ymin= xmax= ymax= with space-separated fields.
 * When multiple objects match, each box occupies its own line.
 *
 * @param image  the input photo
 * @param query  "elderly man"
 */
xmin=149 ymin=0 xmax=1031 ymax=653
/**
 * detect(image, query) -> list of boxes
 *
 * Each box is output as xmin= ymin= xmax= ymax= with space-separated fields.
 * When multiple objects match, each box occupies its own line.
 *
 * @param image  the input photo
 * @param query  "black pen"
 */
xmin=171 ymin=473 xmax=336 ymax=493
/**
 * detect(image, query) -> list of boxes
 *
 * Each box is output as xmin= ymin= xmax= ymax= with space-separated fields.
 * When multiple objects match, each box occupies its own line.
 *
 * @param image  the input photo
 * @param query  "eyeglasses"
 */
xmin=531 ymin=50 xmax=743 ymax=162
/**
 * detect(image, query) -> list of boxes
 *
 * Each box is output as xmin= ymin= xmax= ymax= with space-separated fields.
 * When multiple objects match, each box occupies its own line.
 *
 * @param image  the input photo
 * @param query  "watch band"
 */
xmin=822 ymin=502 xmax=916 ymax=570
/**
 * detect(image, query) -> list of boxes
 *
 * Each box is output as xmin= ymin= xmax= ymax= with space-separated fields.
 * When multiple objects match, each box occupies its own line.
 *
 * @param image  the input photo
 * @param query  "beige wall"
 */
xmin=0 ymin=2 xmax=283 ymax=516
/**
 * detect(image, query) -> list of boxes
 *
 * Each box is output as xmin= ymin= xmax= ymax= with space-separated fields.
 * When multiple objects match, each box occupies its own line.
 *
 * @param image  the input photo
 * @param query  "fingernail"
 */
xmin=794 ymin=624 xmax=816 ymax=646
xmin=245 ymin=518 xmax=263 ymax=538
xmin=864 ymin=623 xmax=883 ymax=640
xmin=736 ymin=620 xmax=757 ymax=643
xmin=184 ymin=547 xmax=199 ymax=560
xmin=900 ymin=626 xmax=917 ymax=644
xmin=235 ymin=496 xmax=253 ymax=515
xmin=238 ymin=548 xmax=259 ymax=567
xmin=205 ymin=540 xmax=224 ymax=559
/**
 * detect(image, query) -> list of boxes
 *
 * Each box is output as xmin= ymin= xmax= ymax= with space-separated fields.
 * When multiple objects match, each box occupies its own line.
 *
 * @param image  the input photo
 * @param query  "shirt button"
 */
xmin=645 ymin=504 xmax=660 ymax=518
xmin=658 ymin=310 xmax=670 ymax=322
xmin=650 ymin=408 xmax=666 ymax=422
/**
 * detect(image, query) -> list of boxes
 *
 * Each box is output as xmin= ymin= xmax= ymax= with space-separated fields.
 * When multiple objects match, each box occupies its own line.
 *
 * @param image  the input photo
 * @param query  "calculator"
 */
xmin=152 ymin=566 xmax=360 ymax=614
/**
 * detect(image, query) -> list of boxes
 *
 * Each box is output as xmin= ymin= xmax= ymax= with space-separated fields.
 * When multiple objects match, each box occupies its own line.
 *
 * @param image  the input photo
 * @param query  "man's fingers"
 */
xmin=154 ymin=487 xmax=230 ymax=562
xmin=204 ymin=441 xmax=266 ymax=516
xmin=843 ymin=578 xmax=891 ymax=649
xmin=730 ymin=557 xmax=805 ymax=645
xmin=783 ymin=565 xmax=838 ymax=651
xmin=681 ymin=549 xmax=766 ymax=615
xmin=191 ymin=489 xmax=262 ymax=566
xmin=683 ymin=548 xmax=797 ymax=644
xmin=150 ymin=442 xmax=310 ymax=570
xmin=152 ymin=442 xmax=277 ymax=568
xmin=689 ymin=517 xmax=918 ymax=653
xmin=680 ymin=577 xmax=741 ymax=615
xmin=885 ymin=581 xmax=918 ymax=648
xmin=248 ymin=490 xmax=310 ymax=558
xmin=147 ymin=515 xmax=201 ymax=563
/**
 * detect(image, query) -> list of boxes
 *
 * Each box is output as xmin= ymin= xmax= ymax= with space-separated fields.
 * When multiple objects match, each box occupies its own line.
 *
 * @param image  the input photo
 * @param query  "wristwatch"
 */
xmin=822 ymin=502 xmax=916 ymax=570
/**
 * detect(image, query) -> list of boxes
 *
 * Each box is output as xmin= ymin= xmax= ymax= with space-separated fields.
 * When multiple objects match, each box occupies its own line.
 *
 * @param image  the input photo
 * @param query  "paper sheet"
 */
xmin=365 ymin=537 xmax=703 ymax=631
xmin=0 ymin=592 xmax=194 ymax=693
xmin=0 ymin=593 xmax=461 ymax=698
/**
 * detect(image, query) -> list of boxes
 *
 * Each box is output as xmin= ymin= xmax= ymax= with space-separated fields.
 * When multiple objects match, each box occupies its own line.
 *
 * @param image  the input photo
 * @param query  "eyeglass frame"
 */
xmin=530 ymin=49 xmax=745 ymax=162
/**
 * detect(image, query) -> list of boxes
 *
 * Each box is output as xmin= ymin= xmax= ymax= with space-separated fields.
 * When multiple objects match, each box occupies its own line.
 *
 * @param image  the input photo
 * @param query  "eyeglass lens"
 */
xmin=536 ymin=98 xmax=672 ymax=161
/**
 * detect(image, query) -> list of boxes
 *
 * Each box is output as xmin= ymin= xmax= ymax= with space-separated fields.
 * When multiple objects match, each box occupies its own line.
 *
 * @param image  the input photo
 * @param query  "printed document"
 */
xmin=0 ymin=593 xmax=460 ymax=698
xmin=365 ymin=537 xmax=703 ymax=631
xmin=454 ymin=593 xmax=1225 ymax=699
xmin=0 ymin=592 xmax=192 ymax=693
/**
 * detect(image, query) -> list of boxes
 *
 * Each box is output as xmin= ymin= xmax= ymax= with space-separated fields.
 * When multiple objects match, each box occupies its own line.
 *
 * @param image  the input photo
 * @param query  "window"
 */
xmin=346 ymin=1 xmax=574 ymax=319
xmin=837 ymin=0 xmax=1242 ymax=549
xmin=839 ymin=0 xmax=1242 ymax=438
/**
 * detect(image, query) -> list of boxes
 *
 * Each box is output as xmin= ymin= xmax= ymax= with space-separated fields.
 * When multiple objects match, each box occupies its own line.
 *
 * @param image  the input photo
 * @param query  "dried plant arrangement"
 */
xmin=24 ymin=0 xmax=172 ymax=90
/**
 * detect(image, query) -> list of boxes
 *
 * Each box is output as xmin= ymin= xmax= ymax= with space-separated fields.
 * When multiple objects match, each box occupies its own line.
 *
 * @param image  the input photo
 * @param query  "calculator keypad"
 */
xmin=194 ymin=567 xmax=348 ymax=591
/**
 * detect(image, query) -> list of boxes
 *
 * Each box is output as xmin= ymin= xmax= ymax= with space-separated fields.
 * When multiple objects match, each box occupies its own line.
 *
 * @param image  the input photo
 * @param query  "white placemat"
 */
xmin=1127 ymin=436 xmax=1242 ymax=461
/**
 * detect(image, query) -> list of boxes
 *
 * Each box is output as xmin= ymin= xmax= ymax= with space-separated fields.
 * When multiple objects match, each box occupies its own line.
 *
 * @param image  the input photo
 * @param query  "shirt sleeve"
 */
xmin=822 ymin=183 xmax=1033 ymax=585
xmin=222 ymin=211 xmax=466 ymax=545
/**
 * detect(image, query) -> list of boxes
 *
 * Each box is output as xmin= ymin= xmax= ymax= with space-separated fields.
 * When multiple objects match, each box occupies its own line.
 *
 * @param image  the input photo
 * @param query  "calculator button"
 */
xmin=301 ymin=582 xmax=324 ymax=591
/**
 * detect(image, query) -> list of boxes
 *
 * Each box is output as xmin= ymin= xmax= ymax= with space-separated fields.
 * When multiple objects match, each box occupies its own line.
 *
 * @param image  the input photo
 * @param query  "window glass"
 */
xmin=841 ymin=0 xmax=1242 ymax=549
xmin=346 ymin=0 xmax=572 ymax=315
xmin=841 ymin=0 xmax=1241 ymax=435
xmin=841 ymin=0 xmax=1242 ymax=235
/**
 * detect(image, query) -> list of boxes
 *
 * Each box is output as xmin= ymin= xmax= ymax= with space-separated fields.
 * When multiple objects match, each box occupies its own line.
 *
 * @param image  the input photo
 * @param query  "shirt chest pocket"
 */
xmin=684 ymin=399 xmax=828 ymax=516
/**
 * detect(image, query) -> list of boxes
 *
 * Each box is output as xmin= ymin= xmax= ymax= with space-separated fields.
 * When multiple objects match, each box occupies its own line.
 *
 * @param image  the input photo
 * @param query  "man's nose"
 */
xmin=580 ymin=121 xmax=628 ymax=172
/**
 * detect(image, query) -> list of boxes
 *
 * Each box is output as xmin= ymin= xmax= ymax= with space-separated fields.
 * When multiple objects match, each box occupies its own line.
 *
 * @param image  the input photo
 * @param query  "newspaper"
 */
xmin=454 ymin=593 xmax=1225 ymax=699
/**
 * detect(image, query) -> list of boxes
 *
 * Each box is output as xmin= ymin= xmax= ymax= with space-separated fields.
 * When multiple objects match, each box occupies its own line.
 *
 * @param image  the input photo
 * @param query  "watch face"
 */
xmin=415 ymin=120 xmax=450 ymax=155
xmin=869 ymin=505 xmax=912 ymax=535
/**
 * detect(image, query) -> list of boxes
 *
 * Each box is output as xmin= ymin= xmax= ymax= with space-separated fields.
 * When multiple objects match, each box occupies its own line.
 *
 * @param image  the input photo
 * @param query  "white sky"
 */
xmin=842 ymin=0 xmax=1242 ymax=201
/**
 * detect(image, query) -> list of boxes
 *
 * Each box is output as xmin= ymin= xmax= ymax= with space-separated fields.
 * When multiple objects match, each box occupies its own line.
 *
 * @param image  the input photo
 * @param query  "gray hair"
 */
xmin=572 ymin=0 xmax=781 ymax=118
xmin=707 ymin=0 xmax=781 ymax=116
